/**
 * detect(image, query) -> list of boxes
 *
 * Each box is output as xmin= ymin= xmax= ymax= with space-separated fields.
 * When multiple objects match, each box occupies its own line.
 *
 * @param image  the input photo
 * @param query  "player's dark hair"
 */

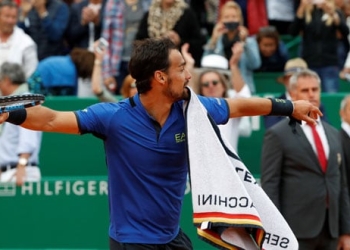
xmin=129 ymin=37 xmax=177 ymax=94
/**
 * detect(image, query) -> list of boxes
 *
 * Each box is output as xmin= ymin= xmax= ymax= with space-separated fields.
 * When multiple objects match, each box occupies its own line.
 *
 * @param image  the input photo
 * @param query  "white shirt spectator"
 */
xmin=0 ymin=27 xmax=38 ymax=79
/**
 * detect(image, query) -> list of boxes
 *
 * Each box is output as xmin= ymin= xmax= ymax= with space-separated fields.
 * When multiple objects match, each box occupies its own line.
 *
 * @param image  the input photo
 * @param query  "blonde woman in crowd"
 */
xmin=203 ymin=1 xmax=261 ymax=94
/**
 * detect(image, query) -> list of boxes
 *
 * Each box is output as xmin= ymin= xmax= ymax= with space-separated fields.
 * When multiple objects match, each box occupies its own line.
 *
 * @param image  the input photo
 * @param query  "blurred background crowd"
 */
xmin=2 ymin=0 xmax=350 ymax=98
xmin=2 ymin=1 xmax=350 ymax=248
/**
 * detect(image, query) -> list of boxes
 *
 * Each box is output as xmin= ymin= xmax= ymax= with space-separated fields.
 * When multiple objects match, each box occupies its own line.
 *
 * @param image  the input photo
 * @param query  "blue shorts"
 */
xmin=109 ymin=229 xmax=193 ymax=250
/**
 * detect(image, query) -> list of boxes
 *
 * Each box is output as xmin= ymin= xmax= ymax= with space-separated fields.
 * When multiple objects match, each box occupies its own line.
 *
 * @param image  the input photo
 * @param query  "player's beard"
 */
xmin=163 ymin=78 xmax=189 ymax=101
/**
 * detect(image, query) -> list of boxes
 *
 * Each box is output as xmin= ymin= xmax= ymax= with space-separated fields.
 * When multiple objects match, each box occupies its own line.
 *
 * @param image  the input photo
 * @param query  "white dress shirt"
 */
xmin=341 ymin=121 xmax=350 ymax=137
xmin=301 ymin=120 xmax=329 ymax=159
xmin=0 ymin=27 xmax=38 ymax=79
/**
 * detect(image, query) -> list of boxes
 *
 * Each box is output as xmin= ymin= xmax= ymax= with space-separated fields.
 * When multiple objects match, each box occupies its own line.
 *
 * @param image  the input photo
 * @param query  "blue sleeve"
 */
xmin=75 ymin=103 xmax=117 ymax=135
xmin=279 ymin=41 xmax=289 ymax=61
xmin=198 ymin=95 xmax=229 ymax=125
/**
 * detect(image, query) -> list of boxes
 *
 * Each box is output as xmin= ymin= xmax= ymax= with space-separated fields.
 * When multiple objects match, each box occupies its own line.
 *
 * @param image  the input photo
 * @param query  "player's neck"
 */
xmin=139 ymin=93 xmax=172 ymax=127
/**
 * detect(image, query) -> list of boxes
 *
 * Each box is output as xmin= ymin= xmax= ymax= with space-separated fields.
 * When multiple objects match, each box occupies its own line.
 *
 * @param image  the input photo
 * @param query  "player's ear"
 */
xmin=155 ymin=71 xmax=166 ymax=83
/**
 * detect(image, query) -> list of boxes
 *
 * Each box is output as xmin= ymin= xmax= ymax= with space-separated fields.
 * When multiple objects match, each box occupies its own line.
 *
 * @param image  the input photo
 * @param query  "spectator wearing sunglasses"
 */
xmin=198 ymin=41 xmax=252 ymax=152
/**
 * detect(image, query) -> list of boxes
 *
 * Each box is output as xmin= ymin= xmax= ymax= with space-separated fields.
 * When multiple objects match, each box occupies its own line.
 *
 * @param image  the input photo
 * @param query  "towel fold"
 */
xmin=184 ymin=88 xmax=298 ymax=250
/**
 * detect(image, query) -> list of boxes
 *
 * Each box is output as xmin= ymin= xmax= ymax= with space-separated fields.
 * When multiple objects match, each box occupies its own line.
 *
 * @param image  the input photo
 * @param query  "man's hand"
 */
xmin=337 ymin=235 xmax=350 ymax=250
xmin=20 ymin=0 xmax=33 ymax=19
xmin=15 ymin=165 xmax=26 ymax=186
xmin=292 ymin=100 xmax=323 ymax=125
xmin=0 ymin=113 xmax=9 ymax=124
xmin=33 ymin=0 xmax=47 ymax=16
xmin=81 ymin=6 xmax=96 ymax=25
xmin=104 ymin=77 xmax=117 ymax=92
xmin=229 ymin=42 xmax=244 ymax=67
xmin=181 ymin=43 xmax=195 ymax=71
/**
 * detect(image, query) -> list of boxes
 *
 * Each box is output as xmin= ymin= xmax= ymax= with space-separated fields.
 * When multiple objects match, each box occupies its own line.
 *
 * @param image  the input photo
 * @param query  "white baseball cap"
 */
xmin=201 ymin=54 xmax=229 ymax=69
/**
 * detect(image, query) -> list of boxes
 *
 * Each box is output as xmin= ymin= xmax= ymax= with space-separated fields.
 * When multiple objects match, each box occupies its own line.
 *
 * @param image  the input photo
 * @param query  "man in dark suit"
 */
xmin=340 ymin=95 xmax=350 ymax=196
xmin=261 ymin=69 xmax=350 ymax=250
xmin=263 ymin=57 xmax=329 ymax=129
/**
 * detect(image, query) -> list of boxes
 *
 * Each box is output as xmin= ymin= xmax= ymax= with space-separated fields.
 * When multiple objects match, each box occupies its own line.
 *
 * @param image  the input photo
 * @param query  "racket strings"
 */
xmin=0 ymin=94 xmax=45 ymax=114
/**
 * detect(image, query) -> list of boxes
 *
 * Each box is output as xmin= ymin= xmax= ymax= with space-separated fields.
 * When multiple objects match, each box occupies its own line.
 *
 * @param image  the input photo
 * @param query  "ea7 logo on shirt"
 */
xmin=175 ymin=132 xmax=186 ymax=143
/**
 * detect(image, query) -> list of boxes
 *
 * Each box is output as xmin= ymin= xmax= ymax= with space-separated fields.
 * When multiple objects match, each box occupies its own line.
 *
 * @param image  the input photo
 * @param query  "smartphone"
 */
xmin=223 ymin=22 xmax=240 ymax=31
xmin=96 ymin=37 xmax=109 ymax=53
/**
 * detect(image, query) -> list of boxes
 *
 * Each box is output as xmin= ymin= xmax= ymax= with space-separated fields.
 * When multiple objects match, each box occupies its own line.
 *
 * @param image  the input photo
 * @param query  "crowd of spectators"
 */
xmin=1 ymin=0 xmax=350 ymax=98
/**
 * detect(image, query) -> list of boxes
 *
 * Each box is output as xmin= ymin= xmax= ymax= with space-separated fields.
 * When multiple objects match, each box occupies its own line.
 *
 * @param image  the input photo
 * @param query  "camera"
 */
xmin=223 ymin=22 xmax=239 ymax=31
xmin=95 ymin=37 xmax=109 ymax=53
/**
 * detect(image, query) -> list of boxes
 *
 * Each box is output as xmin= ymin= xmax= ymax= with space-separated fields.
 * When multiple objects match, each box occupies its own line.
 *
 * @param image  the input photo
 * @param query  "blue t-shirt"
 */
xmin=75 ymin=94 xmax=229 ymax=243
xmin=37 ymin=55 xmax=77 ymax=88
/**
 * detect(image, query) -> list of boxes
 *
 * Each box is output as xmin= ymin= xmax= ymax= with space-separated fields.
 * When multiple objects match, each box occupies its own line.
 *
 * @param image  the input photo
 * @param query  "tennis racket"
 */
xmin=0 ymin=94 xmax=45 ymax=114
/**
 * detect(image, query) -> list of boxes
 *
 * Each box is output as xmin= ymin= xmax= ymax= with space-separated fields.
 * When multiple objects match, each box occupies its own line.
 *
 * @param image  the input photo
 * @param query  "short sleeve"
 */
xmin=198 ymin=95 xmax=230 ymax=125
xmin=75 ymin=102 xmax=118 ymax=135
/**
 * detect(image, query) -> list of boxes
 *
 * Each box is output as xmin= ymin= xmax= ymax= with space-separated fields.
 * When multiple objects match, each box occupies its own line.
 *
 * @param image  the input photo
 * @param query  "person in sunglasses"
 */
xmin=198 ymin=41 xmax=251 ymax=152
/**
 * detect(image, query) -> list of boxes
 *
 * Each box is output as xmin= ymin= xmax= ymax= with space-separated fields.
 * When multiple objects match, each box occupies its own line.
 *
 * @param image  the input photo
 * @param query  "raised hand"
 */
xmin=20 ymin=0 xmax=33 ymax=18
xmin=181 ymin=43 xmax=195 ymax=71
xmin=229 ymin=41 xmax=244 ymax=67
xmin=292 ymin=100 xmax=323 ymax=125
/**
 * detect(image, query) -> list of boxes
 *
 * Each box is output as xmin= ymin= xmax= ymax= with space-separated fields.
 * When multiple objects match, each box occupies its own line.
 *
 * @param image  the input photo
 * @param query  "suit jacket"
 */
xmin=261 ymin=119 xmax=350 ymax=239
xmin=340 ymin=128 xmax=350 ymax=195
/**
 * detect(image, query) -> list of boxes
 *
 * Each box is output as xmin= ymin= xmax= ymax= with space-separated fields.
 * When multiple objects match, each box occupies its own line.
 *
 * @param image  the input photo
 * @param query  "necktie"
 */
xmin=308 ymin=124 xmax=328 ymax=172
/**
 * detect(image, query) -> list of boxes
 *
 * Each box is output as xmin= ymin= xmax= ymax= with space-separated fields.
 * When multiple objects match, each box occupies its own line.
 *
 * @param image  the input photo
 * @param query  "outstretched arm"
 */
xmin=226 ymin=97 xmax=322 ymax=126
xmin=0 ymin=106 xmax=80 ymax=134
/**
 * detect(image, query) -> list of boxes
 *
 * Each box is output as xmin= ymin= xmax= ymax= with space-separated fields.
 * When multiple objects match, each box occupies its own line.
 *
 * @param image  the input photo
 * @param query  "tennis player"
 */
xmin=0 ymin=37 xmax=321 ymax=249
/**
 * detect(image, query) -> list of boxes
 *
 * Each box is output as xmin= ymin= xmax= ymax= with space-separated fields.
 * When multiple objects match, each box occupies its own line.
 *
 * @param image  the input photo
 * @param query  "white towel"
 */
xmin=184 ymin=87 xmax=298 ymax=250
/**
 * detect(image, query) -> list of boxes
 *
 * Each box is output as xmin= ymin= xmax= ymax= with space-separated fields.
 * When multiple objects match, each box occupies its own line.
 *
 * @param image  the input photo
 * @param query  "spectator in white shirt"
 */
xmin=0 ymin=0 xmax=38 ymax=79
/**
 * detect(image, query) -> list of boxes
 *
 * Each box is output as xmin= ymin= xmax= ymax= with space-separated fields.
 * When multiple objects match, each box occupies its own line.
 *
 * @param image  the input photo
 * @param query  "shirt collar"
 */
xmin=301 ymin=117 xmax=321 ymax=127
xmin=341 ymin=121 xmax=350 ymax=136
